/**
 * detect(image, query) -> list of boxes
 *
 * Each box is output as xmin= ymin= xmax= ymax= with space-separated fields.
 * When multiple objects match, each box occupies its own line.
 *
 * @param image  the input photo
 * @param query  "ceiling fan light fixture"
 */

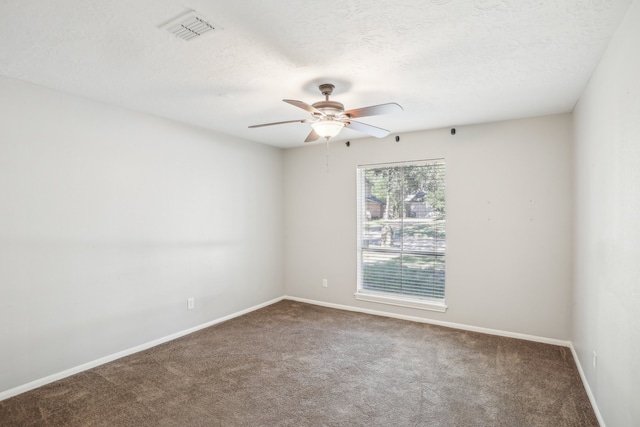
xmin=311 ymin=120 xmax=345 ymax=140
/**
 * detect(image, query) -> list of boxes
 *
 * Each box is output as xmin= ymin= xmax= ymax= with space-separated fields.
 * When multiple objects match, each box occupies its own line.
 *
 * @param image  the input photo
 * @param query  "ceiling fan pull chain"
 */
xmin=325 ymin=139 xmax=330 ymax=174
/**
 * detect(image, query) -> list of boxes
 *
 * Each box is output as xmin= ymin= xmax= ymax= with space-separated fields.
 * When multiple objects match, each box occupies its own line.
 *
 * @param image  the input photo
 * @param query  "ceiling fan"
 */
xmin=249 ymin=84 xmax=403 ymax=143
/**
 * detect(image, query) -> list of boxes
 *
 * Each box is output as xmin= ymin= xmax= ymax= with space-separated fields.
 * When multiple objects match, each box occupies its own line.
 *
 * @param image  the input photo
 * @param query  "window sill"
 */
xmin=354 ymin=292 xmax=447 ymax=313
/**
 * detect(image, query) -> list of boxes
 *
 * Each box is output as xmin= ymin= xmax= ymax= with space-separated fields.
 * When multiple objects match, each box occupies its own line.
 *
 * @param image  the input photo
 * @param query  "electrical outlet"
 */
xmin=592 ymin=351 xmax=597 ymax=370
xmin=322 ymin=279 xmax=328 ymax=288
xmin=187 ymin=297 xmax=195 ymax=310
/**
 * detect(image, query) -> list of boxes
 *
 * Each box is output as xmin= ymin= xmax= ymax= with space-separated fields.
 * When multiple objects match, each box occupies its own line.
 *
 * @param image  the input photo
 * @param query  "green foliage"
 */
xmin=365 ymin=162 xmax=445 ymax=220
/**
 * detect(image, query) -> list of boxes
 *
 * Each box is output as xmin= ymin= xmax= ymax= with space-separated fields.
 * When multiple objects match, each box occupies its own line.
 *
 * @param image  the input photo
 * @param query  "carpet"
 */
xmin=0 ymin=300 xmax=598 ymax=426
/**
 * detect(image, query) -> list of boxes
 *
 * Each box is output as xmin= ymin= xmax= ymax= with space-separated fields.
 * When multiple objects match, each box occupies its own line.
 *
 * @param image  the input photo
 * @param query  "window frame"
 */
xmin=355 ymin=159 xmax=447 ymax=313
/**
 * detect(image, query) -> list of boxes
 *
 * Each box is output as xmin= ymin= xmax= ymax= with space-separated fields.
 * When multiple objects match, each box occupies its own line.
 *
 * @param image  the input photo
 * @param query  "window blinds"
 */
xmin=357 ymin=160 xmax=446 ymax=300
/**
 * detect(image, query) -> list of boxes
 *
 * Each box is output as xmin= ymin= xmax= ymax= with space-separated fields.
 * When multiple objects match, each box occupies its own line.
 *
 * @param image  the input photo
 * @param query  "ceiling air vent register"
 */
xmin=160 ymin=10 xmax=217 ymax=41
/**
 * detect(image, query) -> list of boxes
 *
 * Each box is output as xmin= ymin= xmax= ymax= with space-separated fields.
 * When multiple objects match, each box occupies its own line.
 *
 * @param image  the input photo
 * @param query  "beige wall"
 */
xmin=0 ymin=77 xmax=284 ymax=394
xmin=572 ymin=0 xmax=640 ymax=425
xmin=284 ymin=114 xmax=573 ymax=340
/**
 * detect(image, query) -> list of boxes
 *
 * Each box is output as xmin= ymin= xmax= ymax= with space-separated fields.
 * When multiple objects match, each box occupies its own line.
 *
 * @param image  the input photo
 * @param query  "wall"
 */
xmin=572 ymin=0 xmax=640 ymax=425
xmin=0 ymin=77 xmax=284 ymax=394
xmin=284 ymin=114 xmax=572 ymax=340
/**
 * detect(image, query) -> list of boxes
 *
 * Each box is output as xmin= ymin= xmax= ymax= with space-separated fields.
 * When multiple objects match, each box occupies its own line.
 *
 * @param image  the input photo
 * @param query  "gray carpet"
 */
xmin=0 ymin=300 xmax=597 ymax=426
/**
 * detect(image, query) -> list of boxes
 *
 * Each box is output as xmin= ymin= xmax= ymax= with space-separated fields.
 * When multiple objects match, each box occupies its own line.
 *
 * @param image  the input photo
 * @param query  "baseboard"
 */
xmin=569 ymin=343 xmax=605 ymax=426
xmin=0 ymin=296 xmax=285 ymax=402
xmin=284 ymin=295 xmax=571 ymax=347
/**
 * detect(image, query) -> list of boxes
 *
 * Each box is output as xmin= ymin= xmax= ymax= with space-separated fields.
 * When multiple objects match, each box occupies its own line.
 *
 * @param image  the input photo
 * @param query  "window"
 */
xmin=356 ymin=160 xmax=446 ymax=312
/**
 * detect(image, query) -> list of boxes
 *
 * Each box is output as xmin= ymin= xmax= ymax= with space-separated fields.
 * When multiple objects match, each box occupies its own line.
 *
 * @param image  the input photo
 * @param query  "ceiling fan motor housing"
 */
xmin=311 ymin=100 xmax=345 ymax=117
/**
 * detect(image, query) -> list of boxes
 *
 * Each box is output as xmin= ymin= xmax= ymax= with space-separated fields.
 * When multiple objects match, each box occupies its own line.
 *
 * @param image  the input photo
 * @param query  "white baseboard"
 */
xmin=569 ymin=343 xmax=604 ymax=427
xmin=0 ymin=296 xmax=284 ymax=402
xmin=284 ymin=295 xmax=571 ymax=347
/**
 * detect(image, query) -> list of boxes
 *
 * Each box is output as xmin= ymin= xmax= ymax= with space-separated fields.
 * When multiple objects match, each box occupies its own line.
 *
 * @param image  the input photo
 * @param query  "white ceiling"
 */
xmin=0 ymin=0 xmax=632 ymax=148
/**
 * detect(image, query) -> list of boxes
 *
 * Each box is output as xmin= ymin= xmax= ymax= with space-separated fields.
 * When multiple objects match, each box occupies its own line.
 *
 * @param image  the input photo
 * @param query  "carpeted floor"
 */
xmin=1 ymin=300 xmax=597 ymax=426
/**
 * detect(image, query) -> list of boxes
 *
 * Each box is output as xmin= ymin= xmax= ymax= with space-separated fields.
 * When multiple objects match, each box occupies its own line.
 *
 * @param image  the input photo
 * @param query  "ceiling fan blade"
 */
xmin=283 ymin=99 xmax=324 ymax=116
xmin=344 ymin=103 xmax=403 ymax=119
xmin=248 ymin=119 xmax=307 ymax=128
xmin=346 ymin=120 xmax=391 ymax=138
xmin=304 ymin=129 xmax=321 ymax=143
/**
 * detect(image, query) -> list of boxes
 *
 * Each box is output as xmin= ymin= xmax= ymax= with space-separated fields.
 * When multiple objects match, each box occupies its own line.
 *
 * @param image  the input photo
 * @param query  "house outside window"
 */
xmin=356 ymin=160 xmax=447 ymax=312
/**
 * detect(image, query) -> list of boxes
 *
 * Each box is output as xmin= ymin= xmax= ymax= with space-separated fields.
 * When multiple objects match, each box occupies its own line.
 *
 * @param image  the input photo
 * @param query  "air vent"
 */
xmin=160 ymin=10 xmax=217 ymax=41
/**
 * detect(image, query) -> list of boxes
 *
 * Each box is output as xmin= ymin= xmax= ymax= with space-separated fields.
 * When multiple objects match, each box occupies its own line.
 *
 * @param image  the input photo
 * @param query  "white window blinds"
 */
xmin=357 ymin=160 xmax=446 ymax=302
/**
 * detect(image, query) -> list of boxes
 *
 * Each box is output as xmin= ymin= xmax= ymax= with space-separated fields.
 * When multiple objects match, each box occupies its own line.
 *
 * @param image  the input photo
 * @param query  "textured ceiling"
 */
xmin=0 ymin=0 xmax=633 ymax=148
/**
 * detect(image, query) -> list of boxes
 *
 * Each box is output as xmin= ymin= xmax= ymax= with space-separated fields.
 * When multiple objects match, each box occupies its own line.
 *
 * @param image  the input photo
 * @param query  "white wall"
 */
xmin=0 ymin=77 xmax=284 ymax=394
xmin=572 ymin=0 xmax=640 ymax=425
xmin=284 ymin=114 xmax=572 ymax=340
